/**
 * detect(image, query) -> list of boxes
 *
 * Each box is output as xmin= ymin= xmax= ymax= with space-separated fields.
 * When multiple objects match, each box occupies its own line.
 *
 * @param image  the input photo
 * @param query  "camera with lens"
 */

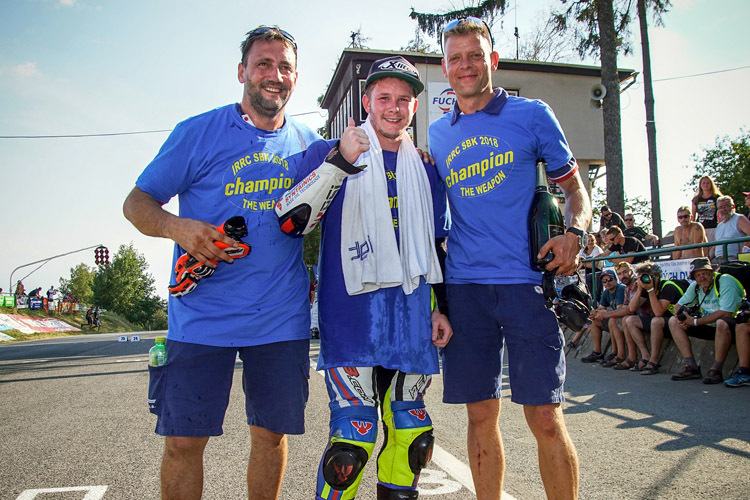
xmin=735 ymin=300 xmax=750 ymax=324
xmin=677 ymin=305 xmax=701 ymax=322
xmin=639 ymin=274 xmax=652 ymax=285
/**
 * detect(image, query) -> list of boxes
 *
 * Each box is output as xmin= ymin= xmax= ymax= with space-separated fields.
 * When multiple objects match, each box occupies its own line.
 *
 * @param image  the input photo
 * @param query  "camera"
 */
xmin=677 ymin=305 xmax=701 ymax=322
xmin=736 ymin=301 xmax=750 ymax=324
xmin=639 ymin=274 xmax=652 ymax=285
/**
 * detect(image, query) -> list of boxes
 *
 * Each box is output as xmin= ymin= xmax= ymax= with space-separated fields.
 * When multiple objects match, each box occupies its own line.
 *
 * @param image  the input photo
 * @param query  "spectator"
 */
xmin=692 ymin=175 xmax=722 ymax=242
xmin=669 ymin=257 xmax=743 ymax=383
xmin=46 ymin=286 xmax=55 ymax=302
xmin=623 ymin=213 xmax=659 ymax=246
xmin=672 ymin=205 xmax=707 ymax=260
xmin=714 ymin=195 xmax=750 ymax=261
xmin=580 ymin=270 xmax=625 ymax=364
xmin=603 ymin=226 xmax=648 ymax=264
xmin=82 ymin=307 xmax=94 ymax=329
xmin=14 ymin=280 xmax=25 ymax=296
xmin=93 ymin=307 xmax=101 ymax=331
xmin=579 ymin=233 xmax=603 ymax=302
xmin=724 ymin=321 xmax=750 ymax=387
xmin=28 ymin=287 xmax=42 ymax=298
xmin=623 ymin=261 xmax=688 ymax=372
xmin=599 ymin=205 xmax=626 ymax=232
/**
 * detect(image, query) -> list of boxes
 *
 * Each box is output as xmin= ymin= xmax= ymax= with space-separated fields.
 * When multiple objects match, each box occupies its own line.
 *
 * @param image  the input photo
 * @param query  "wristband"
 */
xmin=645 ymin=287 xmax=654 ymax=293
xmin=693 ymin=318 xmax=698 ymax=327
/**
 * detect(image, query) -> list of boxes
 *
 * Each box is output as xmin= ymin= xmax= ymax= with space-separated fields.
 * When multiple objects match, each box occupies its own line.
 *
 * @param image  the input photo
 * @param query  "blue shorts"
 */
xmin=148 ymin=339 xmax=310 ymax=437
xmin=442 ymin=283 xmax=565 ymax=406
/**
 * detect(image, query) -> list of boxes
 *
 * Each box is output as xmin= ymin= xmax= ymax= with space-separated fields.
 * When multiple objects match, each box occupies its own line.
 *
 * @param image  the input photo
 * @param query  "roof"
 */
xmin=320 ymin=48 xmax=636 ymax=109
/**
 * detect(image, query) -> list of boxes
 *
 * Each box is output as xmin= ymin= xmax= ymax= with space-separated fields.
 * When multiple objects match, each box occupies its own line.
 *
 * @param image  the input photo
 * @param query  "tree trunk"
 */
xmin=597 ymin=0 xmax=625 ymax=216
xmin=638 ymin=0 xmax=662 ymax=237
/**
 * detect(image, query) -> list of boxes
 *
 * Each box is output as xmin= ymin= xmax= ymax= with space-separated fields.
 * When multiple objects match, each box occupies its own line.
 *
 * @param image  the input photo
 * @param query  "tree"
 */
xmin=638 ymin=0 xmax=671 ymax=238
xmin=516 ymin=9 xmax=579 ymax=62
xmin=556 ymin=0 xmax=670 ymax=232
xmin=590 ymin=185 xmax=654 ymax=231
xmin=409 ymin=0 xmax=507 ymax=39
xmin=688 ymin=129 xmax=750 ymax=216
xmin=92 ymin=243 xmax=167 ymax=328
xmin=59 ymin=263 xmax=94 ymax=304
xmin=401 ymin=26 xmax=438 ymax=53
xmin=348 ymin=28 xmax=371 ymax=49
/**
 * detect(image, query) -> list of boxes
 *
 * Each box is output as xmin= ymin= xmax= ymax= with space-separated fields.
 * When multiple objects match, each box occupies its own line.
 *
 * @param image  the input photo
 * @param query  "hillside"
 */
xmin=0 ymin=305 xmax=145 ymax=342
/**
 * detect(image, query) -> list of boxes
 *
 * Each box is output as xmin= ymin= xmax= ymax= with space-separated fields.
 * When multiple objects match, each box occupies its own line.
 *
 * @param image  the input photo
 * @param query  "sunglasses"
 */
xmin=624 ymin=218 xmax=633 ymax=221
xmin=246 ymin=25 xmax=297 ymax=51
xmin=615 ymin=262 xmax=631 ymax=270
xmin=601 ymin=277 xmax=614 ymax=284
xmin=440 ymin=16 xmax=494 ymax=52
xmin=677 ymin=214 xmax=690 ymax=219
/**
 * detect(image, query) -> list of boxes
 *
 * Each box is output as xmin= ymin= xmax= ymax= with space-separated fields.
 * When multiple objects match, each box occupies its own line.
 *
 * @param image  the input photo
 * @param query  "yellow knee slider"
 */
xmin=378 ymin=398 xmax=434 ymax=489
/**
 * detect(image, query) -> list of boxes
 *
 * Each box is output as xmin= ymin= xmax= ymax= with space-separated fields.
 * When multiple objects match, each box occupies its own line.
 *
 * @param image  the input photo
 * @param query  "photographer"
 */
xmin=668 ymin=257 xmax=744 ymax=383
xmin=623 ymin=261 xmax=688 ymax=373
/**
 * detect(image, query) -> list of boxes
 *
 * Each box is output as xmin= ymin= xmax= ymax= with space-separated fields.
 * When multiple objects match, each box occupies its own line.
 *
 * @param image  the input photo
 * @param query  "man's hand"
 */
xmin=539 ymin=232 xmax=580 ymax=276
xmin=339 ymin=117 xmax=370 ymax=164
xmin=431 ymin=309 xmax=453 ymax=348
xmin=168 ymin=218 xmax=239 ymax=268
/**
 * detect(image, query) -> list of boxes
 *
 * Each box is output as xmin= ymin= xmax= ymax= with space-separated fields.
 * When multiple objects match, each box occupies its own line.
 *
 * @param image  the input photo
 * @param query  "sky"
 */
xmin=1 ymin=0 xmax=748 ymax=300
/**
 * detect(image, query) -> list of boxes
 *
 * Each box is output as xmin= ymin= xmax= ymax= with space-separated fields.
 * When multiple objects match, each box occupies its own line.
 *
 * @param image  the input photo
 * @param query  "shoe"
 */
xmin=581 ymin=351 xmax=603 ymax=363
xmin=613 ymin=359 xmax=636 ymax=370
xmin=702 ymin=369 xmax=723 ymax=384
xmin=630 ymin=359 xmax=649 ymax=372
xmin=671 ymin=365 xmax=702 ymax=381
xmin=602 ymin=356 xmax=624 ymax=368
xmin=598 ymin=352 xmax=616 ymax=365
xmin=724 ymin=372 xmax=750 ymax=387
xmin=566 ymin=341 xmax=577 ymax=349
xmin=641 ymin=361 xmax=659 ymax=375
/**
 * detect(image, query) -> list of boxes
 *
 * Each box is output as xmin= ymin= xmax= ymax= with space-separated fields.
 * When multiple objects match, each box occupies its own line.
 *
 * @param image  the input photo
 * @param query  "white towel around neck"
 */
xmin=340 ymin=117 xmax=442 ymax=296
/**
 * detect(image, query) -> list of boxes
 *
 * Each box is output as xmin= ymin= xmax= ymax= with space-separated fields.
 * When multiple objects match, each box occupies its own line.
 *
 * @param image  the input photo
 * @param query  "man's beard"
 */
xmin=246 ymin=81 xmax=291 ymax=117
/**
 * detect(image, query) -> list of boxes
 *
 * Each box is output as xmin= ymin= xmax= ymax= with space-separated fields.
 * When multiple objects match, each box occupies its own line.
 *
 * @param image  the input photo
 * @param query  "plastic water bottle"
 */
xmin=149 ymin=337 xmax=167 ymax=367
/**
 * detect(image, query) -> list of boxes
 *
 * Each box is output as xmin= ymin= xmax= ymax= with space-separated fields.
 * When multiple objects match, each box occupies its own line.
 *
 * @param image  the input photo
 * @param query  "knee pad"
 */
xmin=317 ymin=409 xmax=377 ymax=499
xmin=378 ymin=397 xmax=434 ymax=489
xmin=322 ymin=442 xmax=370 ymax=490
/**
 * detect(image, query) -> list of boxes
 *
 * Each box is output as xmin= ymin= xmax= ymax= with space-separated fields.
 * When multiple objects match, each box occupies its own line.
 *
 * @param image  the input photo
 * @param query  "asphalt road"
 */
xmin=1 ymin=333 xmax=748 ymax=500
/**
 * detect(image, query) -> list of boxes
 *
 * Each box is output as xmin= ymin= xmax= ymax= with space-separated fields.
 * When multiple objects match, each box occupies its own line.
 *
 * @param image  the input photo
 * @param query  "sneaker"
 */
xmin=581 ymin=351 xmax=603 ymax=363
xmin=598 ymin=352 xmax=617 ymax=365
xmin=724 ymin=372 xmax=750 ymax=387
xmin=702 ymin=369 xmax=723 ymax=385
xmin=671 ymin=365 xmax=702 ymax=381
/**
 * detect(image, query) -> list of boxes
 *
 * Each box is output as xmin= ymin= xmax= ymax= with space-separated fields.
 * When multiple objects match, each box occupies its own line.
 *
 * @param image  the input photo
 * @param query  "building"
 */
xmin=320 ymin=48 xmax=636 ymax=189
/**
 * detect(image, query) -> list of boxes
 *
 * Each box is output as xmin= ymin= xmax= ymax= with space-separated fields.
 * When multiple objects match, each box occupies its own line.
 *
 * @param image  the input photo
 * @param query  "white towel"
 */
xmin=340 ymin=117 xmax=443 ymax=295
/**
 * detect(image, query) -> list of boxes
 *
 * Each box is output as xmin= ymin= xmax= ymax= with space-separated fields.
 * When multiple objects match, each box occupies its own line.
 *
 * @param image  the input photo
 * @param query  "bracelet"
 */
xmin=645 ymin=288 xmax=654 ymax=293
xmin=693 ymin=318 xmax=698 ymax=327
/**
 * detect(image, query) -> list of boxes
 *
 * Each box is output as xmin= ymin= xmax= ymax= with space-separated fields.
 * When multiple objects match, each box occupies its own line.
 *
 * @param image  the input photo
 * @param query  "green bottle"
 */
xmin=528 ymin=159 xmax=565 ymax=272
xmin=149 ymin=337 xmax=167 ymax=367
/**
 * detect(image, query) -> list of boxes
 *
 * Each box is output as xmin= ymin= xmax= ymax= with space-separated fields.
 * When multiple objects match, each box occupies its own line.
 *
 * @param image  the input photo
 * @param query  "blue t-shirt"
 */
xmin=136 ymin=103 xmax=320 ymax=347
xmin=600 ymin=283 xmax=626 ymax=310
xmin=290 ymin=140 xmax=448 ymax=373
xmin=429 ymin=88 xmax=576 ymax=285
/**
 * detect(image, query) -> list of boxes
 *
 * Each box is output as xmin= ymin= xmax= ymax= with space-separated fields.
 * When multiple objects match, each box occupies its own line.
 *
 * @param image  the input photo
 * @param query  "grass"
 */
xmin=0 ymin=305 xmax=146 ymax=342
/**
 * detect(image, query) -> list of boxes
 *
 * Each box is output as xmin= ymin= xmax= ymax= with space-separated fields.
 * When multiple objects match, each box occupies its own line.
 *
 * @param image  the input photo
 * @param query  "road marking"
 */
xmin=16 ymin=485 xmax=108 ymax=500
xmin=309 ymin=357 xmax=518 ymax=499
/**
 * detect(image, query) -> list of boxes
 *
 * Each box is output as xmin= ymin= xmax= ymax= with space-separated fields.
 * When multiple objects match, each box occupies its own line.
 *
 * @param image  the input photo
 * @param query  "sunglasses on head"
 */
xmin=615 ymin=262 xmax=630 ymax=270
xmin=440 ymin=16 xmax=494 ymax=52
xmin=246 ymin=25 xmax=297 ymax=51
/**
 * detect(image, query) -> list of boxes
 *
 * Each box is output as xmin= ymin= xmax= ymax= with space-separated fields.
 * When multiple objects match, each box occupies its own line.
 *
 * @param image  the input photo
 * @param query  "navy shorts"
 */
xmin=148 ymin=339 xmax=310 ymax=437
xmin=443 ymin=283 xmax=565 ymax=406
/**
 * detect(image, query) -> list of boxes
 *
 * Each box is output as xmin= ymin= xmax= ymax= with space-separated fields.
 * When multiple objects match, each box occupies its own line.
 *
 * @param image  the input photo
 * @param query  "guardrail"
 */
xmin=583 ymin=236 xmax=750 ymax=304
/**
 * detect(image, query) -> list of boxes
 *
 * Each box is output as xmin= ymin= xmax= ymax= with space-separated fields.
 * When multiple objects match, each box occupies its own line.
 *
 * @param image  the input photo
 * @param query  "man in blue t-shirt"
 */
xmin=282 ymin=56 xmax=452 ymax=500
xmin=122 ymin=26 xmax=319 ymax=500
xmin=428 ymin=18 xmax=591 ymax=500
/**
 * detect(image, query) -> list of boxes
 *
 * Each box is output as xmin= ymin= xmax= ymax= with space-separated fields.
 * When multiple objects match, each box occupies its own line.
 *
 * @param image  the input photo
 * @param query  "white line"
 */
xmin=16 ymin=485 xmax=108 ymax=500
xmin=309 ymin=356 xmax=518 ymax=499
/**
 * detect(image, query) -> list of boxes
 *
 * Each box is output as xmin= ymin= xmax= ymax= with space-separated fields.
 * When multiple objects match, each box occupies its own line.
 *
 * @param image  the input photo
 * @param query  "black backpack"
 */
xmin=714 ymin=260 xmax=750 ymax=299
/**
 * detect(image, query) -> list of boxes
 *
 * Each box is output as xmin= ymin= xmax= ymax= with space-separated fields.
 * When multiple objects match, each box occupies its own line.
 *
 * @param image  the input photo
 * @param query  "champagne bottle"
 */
xmin=528 ymin=159 xmax=565 ymax=272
